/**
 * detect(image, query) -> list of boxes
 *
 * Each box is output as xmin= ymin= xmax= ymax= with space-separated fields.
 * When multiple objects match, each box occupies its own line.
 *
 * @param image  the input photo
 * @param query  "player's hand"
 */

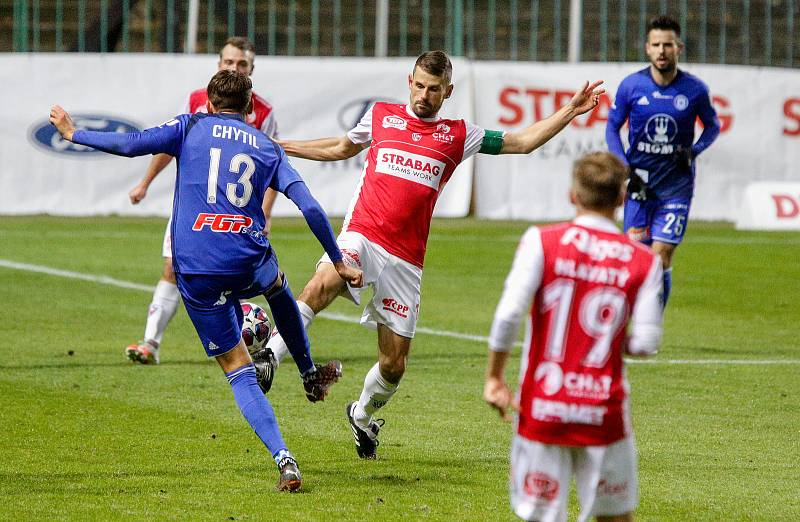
xmin=626 ymin=174 xmax=649 ymax=201
xmin=674 ymin=147 xmax=694 ymax=171
xmin=568 ymin=81 xmax=605 ymax=116
xmin=49 ymin=105 xmax=76 ymax=141
xmin=128 ymin=184 xmax=147 ymax=204
xmin=333 ymin=260 xmax=364 ymax=288
xmin=483 ymin=377 xmax=518 ymax=422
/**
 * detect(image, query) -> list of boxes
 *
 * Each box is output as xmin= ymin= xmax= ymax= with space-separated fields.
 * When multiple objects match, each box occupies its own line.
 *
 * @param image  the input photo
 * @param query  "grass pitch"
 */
xmin=1 ymin=216 xmax=798 ymax=521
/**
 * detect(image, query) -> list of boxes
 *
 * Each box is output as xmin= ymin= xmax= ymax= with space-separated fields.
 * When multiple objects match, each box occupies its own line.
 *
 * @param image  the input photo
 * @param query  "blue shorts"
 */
xmin=623 ymin=196 xmax=692 ymax=245
xmin=176 ymin=254 xmax=279 ymax=357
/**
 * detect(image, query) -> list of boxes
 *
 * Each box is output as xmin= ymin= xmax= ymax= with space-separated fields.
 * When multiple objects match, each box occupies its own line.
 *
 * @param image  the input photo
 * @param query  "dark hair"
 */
xmin=413 ymin=50 xmax=453 ymax=83
xmin=220 ymin=36 xmax=256 ymax=58
xmin=647 ymin=15 xmax=681 ymax=37
xmin=572 ymin=152 xmax=628 ymax=210
xmin=207 ymin=70 xmax=252 ymax=114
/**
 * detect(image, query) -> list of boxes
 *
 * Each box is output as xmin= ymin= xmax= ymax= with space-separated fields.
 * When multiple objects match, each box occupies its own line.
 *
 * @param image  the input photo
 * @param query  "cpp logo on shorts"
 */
xmin=382 ymin=298 xmax=409 ymax=318
xmin=29 ymin=114 xmax=141 ymax=156
xmin=524 ymin=472 xmax=559 ymax=501
xmin=644 ymin=113 xmax=678 ymax=144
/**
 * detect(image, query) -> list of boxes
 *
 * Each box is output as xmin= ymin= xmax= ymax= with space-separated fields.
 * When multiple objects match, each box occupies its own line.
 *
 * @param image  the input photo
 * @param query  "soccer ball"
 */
xmin=241 ymin=302 xmax=272 ymax=355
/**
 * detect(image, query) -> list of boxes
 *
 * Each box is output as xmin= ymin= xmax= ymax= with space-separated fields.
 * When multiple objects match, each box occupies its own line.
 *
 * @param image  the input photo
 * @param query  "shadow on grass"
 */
xmin=0 ymin=359 xmax=213 ymax=370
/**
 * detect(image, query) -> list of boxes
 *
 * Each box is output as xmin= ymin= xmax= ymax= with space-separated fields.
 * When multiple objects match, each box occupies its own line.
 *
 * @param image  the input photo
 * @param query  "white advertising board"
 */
xmin=471 ymin=62 xmax=800 ymax=221
xmin=0 ymin=54 xmax=473 ymax=218
xmin=735 ymin=182 xmax=800 ymax=230
xmin=2 ymin=55 xmax=800 ymax=224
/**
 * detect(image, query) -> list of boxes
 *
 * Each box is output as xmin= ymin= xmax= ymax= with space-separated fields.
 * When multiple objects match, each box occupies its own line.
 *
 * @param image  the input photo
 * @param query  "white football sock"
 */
xmin=267 ymin=300 xmax=315 ymax=366
xmin=143 ymin=280 xmax=180 ymax=345
xmin=353 ymin=363 xmax=399 ymax=428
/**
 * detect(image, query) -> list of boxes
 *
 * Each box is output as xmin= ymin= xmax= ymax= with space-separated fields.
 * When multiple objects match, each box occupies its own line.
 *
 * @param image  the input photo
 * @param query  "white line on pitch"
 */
xmin=0 ymin=259 xmax=154 ymax=292
xmin=2 ymin=258 xmax=799 ymax=366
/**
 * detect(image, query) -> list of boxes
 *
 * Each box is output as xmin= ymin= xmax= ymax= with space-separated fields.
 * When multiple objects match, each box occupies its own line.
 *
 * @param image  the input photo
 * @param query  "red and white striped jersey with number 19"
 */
xmin=490 ymin=215 xmax=663 ymax=447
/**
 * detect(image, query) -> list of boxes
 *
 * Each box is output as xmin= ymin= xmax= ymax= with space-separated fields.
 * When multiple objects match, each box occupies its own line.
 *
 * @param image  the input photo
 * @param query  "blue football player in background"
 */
xmin=606 ymin=15 xmax=720 ymax=308
xmin=50 ymin=70 xmax=363 ymax=492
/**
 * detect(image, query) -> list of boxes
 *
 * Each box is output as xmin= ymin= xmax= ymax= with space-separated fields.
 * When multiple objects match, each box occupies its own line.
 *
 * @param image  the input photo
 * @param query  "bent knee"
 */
xmin=378 ymin=357 xmax=406 ymax=384
xmin=298 ymin=267 xmax=345 ymax=309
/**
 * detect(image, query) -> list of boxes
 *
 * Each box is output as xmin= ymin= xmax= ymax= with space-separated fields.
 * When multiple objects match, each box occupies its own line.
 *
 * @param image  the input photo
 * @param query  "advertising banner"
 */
xmin=0 ymin=54 xmax=473 ymax=218
xmin=735 ymin=182 xmax=800 ymax=230
xmin=2 ymin=55 xmax=800 ymax=224
xmin=471 ymin=62 xmax=800 ymax=221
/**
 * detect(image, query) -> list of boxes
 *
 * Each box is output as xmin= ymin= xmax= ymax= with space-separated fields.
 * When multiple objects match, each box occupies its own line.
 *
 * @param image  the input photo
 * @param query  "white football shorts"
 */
xmin=509 ymin=435 xmax=639 ymax=522
xmin=318 ymin=231 xmax=421 ymax=338
xmin=161 ymin=217 xmax=172 ymax=258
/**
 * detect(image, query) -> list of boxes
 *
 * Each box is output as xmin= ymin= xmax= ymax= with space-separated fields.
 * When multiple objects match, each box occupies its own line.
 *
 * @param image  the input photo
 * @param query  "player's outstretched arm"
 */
xmin=500 ymin=81 xmax=605 ymax=155
xmin=50 ymin=105 xmax=182 ymax=158
xmin=278 ymin=136 xmax=367 ymax=162
xmin=49 ymin=105 xmax=76 ymax=141
xmin=129 ymin=154 xmax=174 ymax=204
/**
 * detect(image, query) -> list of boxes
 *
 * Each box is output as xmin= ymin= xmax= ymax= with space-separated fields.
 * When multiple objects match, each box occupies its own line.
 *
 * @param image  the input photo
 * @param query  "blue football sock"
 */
xmin=662 ymin=267 xmax=673 ymax=308
xmin=266 ymin=276 xmax=315 ymax=376
xmin=226 ymin=364 xmax=289 ymax=465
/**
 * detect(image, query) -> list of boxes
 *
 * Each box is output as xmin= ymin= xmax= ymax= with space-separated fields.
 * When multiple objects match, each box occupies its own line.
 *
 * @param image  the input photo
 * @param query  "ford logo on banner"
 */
xmin=29 ymin=114 xmax=141 ymax=156
xmin=337 ymin=97 xmax=401 ymax=132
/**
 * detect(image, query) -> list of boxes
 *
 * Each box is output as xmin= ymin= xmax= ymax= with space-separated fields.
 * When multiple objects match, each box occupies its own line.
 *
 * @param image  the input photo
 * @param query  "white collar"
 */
xmin=405 ymin=104 xmax=441 ymax=122
xmin=573 ymin=214 xmax=620 ymax=233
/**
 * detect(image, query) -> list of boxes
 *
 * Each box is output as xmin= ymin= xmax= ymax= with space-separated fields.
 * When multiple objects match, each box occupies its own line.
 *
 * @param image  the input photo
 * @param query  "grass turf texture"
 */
xmin=1 ymin=216 xmax=798 ymax=521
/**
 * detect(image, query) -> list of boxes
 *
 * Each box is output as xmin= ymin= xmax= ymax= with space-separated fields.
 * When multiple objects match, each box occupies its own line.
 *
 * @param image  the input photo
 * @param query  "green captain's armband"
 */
xmin=479 ymin=130 xmax=504 ymax=155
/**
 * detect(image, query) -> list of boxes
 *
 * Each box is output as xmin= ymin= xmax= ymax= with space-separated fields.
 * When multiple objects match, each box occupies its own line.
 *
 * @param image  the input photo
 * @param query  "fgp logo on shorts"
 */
xmin=29 ymin=114 xmax=141 ymax=156
xmin=192 ymin=213 xmax=253 ymax=233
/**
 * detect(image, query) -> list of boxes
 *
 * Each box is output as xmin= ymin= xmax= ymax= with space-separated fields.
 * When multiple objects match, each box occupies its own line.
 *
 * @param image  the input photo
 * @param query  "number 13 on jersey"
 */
xmin=207 ymin=147 xmax=256 ymax=207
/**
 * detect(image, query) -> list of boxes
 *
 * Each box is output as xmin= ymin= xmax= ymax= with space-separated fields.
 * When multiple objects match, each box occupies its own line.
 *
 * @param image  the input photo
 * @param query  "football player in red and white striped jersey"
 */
xmin=124 ymin=37 xmax=279 ymax=365
xmin=264 ymin=50 xmax=604 ymax=460
xmin=485 ymin=152 xmax=663 ymax=522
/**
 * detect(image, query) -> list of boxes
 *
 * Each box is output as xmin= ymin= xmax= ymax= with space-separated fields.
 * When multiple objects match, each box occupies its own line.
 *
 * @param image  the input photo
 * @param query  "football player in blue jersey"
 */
xmin=50 ymin=70 xmax=363 ymax=492
xmin=606 ymin=15 xmax=720 ymax=308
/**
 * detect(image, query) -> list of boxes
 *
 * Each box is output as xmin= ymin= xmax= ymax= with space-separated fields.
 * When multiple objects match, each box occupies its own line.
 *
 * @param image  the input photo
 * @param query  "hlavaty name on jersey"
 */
xmin=211 ymin=124 xmax=260 ymax=149
xmin=554 ymin=257 xmax=631 ymax=288
xmin=375 ymin=148 xmax=445 ymax=190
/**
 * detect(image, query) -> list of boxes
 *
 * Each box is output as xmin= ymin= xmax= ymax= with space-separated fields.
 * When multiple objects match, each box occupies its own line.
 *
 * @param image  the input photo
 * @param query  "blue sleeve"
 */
xmin=71 ymin=116 xmax=185 ymax=158
xmin=692 ymin=88 xmax=720 ymax=157
xmin=269 ymin=146 xmax=303 ymax=193
xmin=284 ymin=181 xmax=343 ymax=264
xmin=605 ymin=80 xmax=630 ymax=165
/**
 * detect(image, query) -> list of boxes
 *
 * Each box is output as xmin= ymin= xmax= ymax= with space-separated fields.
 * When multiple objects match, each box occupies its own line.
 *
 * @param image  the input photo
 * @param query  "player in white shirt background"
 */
xmin=484 ymin=152 xmax=663 ymax=522
xmin=260 ymin=50 xmax=605 ymax=460
xmin=125 ymin=36 xmax=279 ymax=365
